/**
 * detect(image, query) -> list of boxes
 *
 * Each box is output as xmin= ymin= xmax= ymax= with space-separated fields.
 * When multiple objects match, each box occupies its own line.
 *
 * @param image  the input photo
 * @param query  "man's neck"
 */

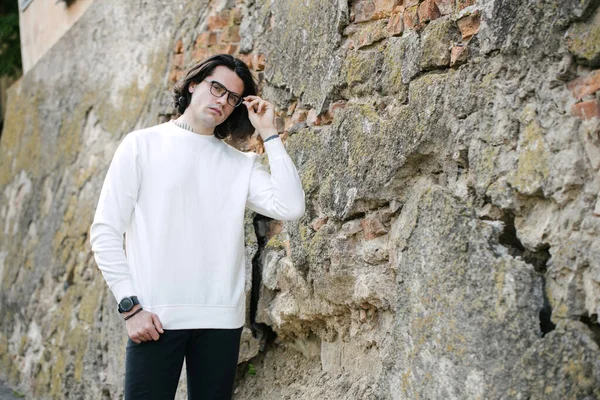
xmin=176 ymin=113 xmax=214 ymax=136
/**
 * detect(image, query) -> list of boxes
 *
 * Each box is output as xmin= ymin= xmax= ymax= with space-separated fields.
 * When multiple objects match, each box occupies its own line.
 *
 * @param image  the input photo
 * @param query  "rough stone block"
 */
xmin=373 ymin=0 xmax=402 ymax=18
xmin=221 ymin=25 xmax=240 ymax=42
xmin=174 ymin=39 xmax=183 ymax=54
xmin=457 ymin=10 xmax=480 ymax=39
xmin=386 ymin=8 xmax=404 ymax=36
xmin=207 ymin=14 xmax=229 ymax=30
xmin=354 ymin=0 xmax=376 ymax=22
xmin=456 ymin=0 xmax=476 ymax=10
xmin=567 ymin=70 xmax=600 ymax=100
xmin=434 ymin=0 xmax=454 ymax=15
xmin=450 ymin=44 xmax=468 ymax=66
xmin=418 ymin=0 xmax=441 ymax=23
xmin=572 ymin=99 xmax=600 ymax=120
xmin=265 ymin=0 xmax=347 ymax=112
xmin=403 ymin=4 xmax=419 ymax=29
xmin=420 ymin=17 xmax=459 ymax=69
xmin=360 ymin=214 xmax=388 ymax=240
xmin=567 ymin=6 xmax=600 ymax=67
xmin=354 ymin=20 xmax=388 ymax=48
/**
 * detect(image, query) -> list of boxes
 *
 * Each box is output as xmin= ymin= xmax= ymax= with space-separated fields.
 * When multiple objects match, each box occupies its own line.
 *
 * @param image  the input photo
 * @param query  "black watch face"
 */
xmin=120 ymin=297 xmax=134 ymax=311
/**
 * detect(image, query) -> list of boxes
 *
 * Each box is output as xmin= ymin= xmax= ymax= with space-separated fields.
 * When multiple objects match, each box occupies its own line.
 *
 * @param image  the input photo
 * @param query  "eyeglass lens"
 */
xmin=210 ymin=81 xmax=242 ymax=107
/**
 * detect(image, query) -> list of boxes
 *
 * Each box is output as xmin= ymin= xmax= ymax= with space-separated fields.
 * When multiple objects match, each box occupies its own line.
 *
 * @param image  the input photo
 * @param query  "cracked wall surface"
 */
xmin=1 ymin=0 xmax=600 ymax=399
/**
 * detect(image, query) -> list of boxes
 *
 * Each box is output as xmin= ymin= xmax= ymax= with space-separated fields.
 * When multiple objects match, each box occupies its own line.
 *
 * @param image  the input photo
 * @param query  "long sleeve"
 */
xmin=89 ymin=133 xmax=141 ymax=302
xmin=246 ymin=137 xmax=306 ymax=221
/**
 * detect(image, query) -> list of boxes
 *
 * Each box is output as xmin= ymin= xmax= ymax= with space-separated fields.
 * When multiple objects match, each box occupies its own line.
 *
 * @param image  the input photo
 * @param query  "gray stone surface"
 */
xmin=1 ymin=0 xmax=600 ymax=399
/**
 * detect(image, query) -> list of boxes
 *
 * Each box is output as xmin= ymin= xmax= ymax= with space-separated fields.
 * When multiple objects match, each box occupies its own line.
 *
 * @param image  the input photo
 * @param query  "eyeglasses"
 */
xmin=204 ymin=80 xmax=243 ymax=108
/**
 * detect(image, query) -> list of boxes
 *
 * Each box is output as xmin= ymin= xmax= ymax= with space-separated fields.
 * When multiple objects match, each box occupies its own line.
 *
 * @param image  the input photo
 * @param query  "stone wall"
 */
xmin=1 ymin=0 xmax=599 ymax=399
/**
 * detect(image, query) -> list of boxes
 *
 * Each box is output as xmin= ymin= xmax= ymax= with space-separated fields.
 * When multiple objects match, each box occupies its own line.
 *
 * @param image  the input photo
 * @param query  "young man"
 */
xmin=89 ymin=54 xmax=305 ymax=399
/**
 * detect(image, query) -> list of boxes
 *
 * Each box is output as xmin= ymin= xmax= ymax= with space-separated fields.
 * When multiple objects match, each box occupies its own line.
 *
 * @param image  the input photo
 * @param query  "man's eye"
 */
xmin=213 ymin=83 xmax=226 ymax=93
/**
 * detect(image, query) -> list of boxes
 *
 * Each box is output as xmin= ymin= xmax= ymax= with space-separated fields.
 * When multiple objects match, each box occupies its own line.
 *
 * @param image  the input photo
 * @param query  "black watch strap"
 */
xmin=118 ymin=296 xmax=140 ymax=313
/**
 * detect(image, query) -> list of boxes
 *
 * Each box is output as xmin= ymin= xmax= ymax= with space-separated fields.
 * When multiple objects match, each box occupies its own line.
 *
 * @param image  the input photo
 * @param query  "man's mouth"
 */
xmin=208 ymin=106 xmax=222 ymax=116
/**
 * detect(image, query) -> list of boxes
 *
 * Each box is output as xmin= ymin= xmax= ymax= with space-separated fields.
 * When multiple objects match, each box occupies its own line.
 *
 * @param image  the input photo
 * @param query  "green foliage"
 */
xmin=0 ymin=1 xmax=22 ymax=77
xmin=247 ymin=363 xmax=256 ymax=376
xmin=11 ymin=389 xmax=25 ymax=398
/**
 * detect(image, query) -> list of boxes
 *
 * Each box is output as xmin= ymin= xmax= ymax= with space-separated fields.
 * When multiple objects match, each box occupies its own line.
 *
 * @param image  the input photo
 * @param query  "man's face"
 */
xmin=186 ymin=65 xmax=245 ymax=129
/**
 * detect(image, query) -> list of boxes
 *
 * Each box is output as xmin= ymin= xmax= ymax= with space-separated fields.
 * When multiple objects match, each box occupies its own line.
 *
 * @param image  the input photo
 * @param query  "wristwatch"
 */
xmin=117 ymin=296 xmax=140 ymax=313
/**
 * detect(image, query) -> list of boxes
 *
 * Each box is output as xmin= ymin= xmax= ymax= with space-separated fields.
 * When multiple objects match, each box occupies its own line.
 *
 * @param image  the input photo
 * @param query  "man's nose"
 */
xmin=216 ymin=95 xmax=228 ymax=107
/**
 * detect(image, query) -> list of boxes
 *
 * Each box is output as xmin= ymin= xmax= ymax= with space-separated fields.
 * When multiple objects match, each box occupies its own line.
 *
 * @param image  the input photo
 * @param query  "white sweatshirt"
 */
xmin=89 ymin=121 xmax=305 ymax=329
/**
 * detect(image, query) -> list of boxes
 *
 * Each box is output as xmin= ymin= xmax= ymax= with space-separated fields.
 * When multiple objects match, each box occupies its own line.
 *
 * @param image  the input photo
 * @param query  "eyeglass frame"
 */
xmin=203 ymin=79 xmax=243 ymax=108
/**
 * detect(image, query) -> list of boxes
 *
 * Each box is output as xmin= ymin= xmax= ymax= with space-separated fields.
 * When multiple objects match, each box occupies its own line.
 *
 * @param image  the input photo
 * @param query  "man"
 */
xmin=89 ymin=54 xmax=305 ymax=399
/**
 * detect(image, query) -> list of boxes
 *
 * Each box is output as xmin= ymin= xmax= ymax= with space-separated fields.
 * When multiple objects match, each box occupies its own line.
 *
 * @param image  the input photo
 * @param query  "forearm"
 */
xmin=90 ymin=221 xmax=135 ymax=302
xmin=247 ymin=137 xmax=306 ymax=220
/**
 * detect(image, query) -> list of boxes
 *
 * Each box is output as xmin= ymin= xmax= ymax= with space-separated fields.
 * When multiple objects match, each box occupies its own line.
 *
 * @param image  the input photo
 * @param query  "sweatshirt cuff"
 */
xmin=110 ymin=278 xmax=137 ymax=303
xmin=263 ymin=136 xmax=287 ymax=160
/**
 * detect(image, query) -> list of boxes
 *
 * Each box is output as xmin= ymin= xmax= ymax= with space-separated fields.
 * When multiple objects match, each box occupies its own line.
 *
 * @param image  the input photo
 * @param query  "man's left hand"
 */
xmin=243 ymin=95 xmax=276 ymax=137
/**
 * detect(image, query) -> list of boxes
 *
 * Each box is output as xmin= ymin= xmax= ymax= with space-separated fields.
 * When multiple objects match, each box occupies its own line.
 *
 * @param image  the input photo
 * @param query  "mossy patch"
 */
xmin=567 ymin=6 xmax=600 ymax=67
xmin=508 ymin=107 xmax=550 ymax=195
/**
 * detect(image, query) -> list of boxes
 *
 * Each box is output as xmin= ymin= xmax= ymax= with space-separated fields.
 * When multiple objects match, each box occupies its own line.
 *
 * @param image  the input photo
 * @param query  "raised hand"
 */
xmin=243 ymin=95 xmax=277 ymax=136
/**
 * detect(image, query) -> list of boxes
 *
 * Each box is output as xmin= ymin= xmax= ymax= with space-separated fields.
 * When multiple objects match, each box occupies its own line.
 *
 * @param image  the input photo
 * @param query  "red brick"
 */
xmin=224 ymin=44 xmax=238 ymax=54
xmin=219 ymin=9 xmax=231 ymax=20
xmin=418 ymin=0 xmax=441 ymax=23
xmin=572 ymin=100 xmax=600 ymax=120
xmin=253 ymin=54 xmax=266 ymax=71
xmin=169 ymin=69 xmax=185 ymax=84
xmin=207 ymin=14 xmax=228 ymax=30
xmin=274 ymin=116 xmax=286 ymax=131
xmin=237 ymin=54 xmax=253 ymax=69
xmin=291 ymin=109 xmax=308 ymax=125
xmin=307 ymin=109 xmax=319 ymax=126
xmin=404 ymin=5 xmax=419 ymax=29
xmin=330 ymin=100 xmax=347 ymax=114
xmin=386 ymin=8 xmax=404 ymax=36
xmin=191 ymin=47 xmax=209 ymax=63
xmin=174 ymin=39 xmax=184 ymax=54
xmin=195 ymin=32 xmax=217 ymax=48
xmin=450 ymin=45 xmax=468 ymax=67
xmin=373 ymin=0 xmax=402 ymax=18
xmin=354 ymin=1 xmax=376 ymax=22
xmin=567 ymin=70 xmax=600 ymax=101
xmin=434 ymin=0 xmax=454 ymax=15
xmin=221 ymin=26 xmax=240 ymax=42
xmin=172 ymin=53 xmax=185 ymax=68
xmin=456 ymin=0 xmax=476 ymax=10
xmin=231 ymin=7 xmax=243 ymax=24
xmin=457 ymin=11 xmax=480 ymax=39
xmin=360 ymin=215 xmax=388 ymax=240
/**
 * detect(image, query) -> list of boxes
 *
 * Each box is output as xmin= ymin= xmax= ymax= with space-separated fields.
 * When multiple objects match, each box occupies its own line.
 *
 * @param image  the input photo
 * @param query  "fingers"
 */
xmin=243 ymin=96 xmax=273 ymax=114
xmin=127 ymin=312 xmax=163 ymax=343
xmin=243 ymin=98 xmax=261 ymax=113
xmin=151 ymin=313 xmax=164 ymax=334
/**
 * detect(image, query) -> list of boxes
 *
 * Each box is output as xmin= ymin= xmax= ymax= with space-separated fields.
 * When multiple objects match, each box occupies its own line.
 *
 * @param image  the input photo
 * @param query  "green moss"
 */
xmin=0 ymin=84 xmax=42 ymax=186
xmin=266 ymin=235 xmax=285 ymax=249
xmin=508 ymin=112 xmax=550 ymax=195
xmin=420 ymin=18 xmax=458 ymax=70
xmin=344 ymin=51 xmax=379 ymax=86
xmin=567 ymin=7 xmax=600 ymax=65
xmin=50 ymin=351 xmax=66 ymax=398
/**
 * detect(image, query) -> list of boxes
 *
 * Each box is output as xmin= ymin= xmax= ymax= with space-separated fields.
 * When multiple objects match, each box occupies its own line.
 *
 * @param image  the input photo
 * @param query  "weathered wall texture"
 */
xmin=1 ymin=0 xmax=600 ymax=399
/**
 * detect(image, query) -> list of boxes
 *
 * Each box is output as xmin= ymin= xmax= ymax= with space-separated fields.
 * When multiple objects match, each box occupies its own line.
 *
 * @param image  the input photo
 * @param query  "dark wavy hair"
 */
xmin=172 ymin=54 xmax=258 ymax=141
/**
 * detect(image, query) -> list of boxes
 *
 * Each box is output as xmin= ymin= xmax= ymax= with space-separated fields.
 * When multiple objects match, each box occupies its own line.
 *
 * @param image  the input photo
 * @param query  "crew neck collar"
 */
xmin=169 ymin=120 xmax=219 ymax=140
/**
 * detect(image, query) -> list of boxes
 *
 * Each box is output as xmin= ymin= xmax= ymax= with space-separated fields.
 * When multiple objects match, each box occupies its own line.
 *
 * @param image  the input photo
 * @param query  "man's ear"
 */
xmin=189 ymin=83 xmax=196 ymax=93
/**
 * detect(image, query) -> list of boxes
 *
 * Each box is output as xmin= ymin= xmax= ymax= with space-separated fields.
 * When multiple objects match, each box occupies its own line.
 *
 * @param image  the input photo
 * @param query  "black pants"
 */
xmin=124 ymin=327 xmax=243 ymax=400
